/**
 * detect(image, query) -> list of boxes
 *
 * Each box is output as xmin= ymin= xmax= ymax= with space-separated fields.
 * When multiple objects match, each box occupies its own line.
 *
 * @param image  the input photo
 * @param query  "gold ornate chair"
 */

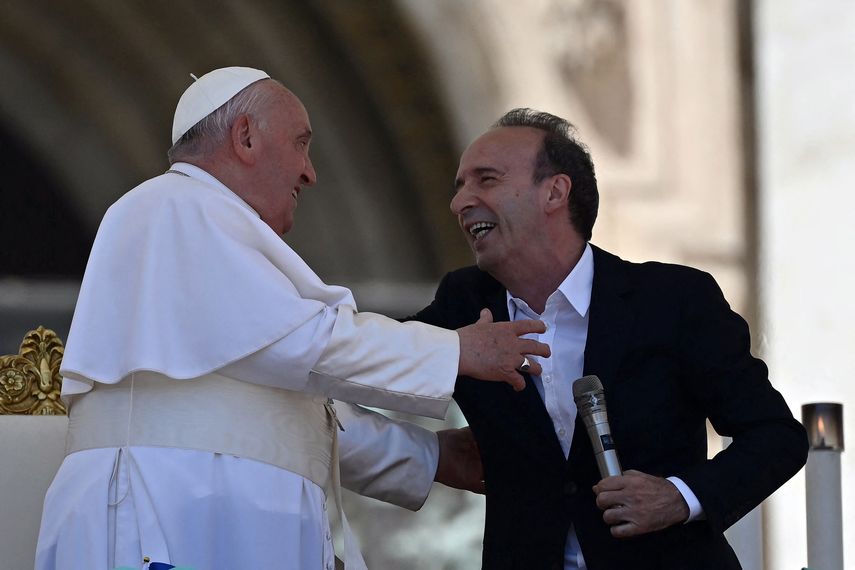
xmin=0 ymin=326 xmax=67 ymax=415
xmin=0 ymin=327 xmax=69 ymax=569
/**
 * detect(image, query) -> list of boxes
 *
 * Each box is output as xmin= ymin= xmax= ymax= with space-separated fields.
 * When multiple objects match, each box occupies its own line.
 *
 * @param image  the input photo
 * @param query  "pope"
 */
xmin=34 ymin=67 xmax=549 ymax=570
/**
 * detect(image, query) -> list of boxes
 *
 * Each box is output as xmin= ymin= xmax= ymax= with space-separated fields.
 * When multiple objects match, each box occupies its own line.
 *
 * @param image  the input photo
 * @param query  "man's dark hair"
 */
xmin=493 ymin=108 xmax=599 ymax=241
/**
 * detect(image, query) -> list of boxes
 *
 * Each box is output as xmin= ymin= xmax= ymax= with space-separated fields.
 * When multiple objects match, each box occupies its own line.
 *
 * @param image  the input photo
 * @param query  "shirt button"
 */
xmin=558 ymin=428 xmax=566 ymax=436
xmin=544 ymin=375 xmax=552 ymax=383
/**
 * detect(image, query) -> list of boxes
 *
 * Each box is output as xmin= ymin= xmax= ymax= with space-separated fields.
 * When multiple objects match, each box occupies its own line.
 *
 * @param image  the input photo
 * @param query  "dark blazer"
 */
xmin=413 ymin=245 xmax=807 ymax=570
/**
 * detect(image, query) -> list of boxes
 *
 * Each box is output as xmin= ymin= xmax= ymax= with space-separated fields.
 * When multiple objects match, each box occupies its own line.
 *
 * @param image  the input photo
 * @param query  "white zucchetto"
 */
xmin=171 ymin=66 xmax=270 ymax=144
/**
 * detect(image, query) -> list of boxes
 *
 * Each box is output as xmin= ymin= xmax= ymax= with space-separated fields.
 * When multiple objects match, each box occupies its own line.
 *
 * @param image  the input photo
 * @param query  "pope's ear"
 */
xmin=231 ymin=114 xmax=256 ymax=164
xmin=545 ymin=173 xmax=572 ymax=214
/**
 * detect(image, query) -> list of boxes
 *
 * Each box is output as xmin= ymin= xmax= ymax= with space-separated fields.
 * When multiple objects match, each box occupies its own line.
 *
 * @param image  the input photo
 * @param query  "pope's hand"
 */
xmin=456 ymin=308 xmax=550 ymax=391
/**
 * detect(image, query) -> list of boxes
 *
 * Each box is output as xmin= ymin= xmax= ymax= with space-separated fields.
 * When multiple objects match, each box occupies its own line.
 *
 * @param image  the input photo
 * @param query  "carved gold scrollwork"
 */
xmin=0 ymin=326 xmax=66 ymax=415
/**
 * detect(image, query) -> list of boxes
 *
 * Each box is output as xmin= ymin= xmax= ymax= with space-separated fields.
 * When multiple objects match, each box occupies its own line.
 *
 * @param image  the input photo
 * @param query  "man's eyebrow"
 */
xmin=474 ymin=167 xmax=503 ymax=178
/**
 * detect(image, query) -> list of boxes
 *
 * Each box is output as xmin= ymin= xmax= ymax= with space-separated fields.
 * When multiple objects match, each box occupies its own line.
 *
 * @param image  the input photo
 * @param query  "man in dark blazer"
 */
xmin=414 ymin=109 xmax=808 ymax=569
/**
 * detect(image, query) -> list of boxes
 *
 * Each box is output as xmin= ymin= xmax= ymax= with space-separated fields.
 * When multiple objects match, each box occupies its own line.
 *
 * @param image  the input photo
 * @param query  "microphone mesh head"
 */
xmin=572 ymin=375 xmax=603 ymax=399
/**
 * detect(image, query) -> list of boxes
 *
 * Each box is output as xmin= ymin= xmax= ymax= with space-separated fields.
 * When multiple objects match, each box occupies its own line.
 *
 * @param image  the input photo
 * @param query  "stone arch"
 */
xmin=0 ymin=0 xmax=470 ymax=286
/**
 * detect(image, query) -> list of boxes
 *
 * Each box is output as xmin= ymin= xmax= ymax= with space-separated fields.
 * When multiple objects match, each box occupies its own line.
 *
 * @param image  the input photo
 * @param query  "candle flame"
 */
xmin=817 ymin=415 xmax=826 ymax=438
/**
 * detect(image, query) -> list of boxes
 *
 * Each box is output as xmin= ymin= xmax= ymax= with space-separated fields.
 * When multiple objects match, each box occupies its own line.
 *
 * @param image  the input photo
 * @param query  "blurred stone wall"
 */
xmin=755 ymin=1 xmax=855 ymax=567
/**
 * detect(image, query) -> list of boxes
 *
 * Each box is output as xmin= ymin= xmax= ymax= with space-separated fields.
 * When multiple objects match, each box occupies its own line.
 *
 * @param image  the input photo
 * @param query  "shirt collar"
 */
xmin=169 ymin=162 xmax=261 ymax=219
xmin=506 ymin=242 xmax=594 ymax=319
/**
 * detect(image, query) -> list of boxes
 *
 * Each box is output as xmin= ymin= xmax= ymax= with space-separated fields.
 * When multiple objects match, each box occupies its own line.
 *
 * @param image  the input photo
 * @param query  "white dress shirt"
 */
xmin=506 ymin=244 xmax=703 ymax=570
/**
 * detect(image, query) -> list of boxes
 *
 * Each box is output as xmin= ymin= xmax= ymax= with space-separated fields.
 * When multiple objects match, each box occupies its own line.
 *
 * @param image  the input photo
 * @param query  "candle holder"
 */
xmin=801 ymin=403 xmax=844 ymax=570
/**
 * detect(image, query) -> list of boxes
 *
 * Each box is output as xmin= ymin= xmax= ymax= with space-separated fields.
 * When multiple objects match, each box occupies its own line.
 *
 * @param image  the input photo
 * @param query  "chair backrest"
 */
xmin=0 ymin=327 xmax=69 ymax=570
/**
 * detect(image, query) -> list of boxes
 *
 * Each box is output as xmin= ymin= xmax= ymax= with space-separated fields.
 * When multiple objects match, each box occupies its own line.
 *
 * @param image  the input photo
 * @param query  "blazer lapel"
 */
xmin=566 ymin=246 xmax=636 ymax=470
xmin=583 ymin=245 xmax=636 ymax=397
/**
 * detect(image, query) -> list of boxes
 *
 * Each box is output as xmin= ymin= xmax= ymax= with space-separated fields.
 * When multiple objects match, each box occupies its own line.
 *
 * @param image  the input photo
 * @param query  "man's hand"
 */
xmin=457 ymin=308 xmax=550 ymax=391
xmin=592 ymin=469 xmax=690 ymax=538
xmin=434 ymin=427 xmax=485 ymax=494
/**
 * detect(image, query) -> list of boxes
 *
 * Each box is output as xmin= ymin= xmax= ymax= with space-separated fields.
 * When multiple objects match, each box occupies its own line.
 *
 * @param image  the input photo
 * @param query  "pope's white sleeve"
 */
xmin=309 ymin=306 xmax=458 ymax=419
xmin=217 ymin=306 xmax=339 ymax=392
xmin=218 ymin=306 xmax=459 ymax=419
xmin=337 ymin=402 xmax=439 ymax=511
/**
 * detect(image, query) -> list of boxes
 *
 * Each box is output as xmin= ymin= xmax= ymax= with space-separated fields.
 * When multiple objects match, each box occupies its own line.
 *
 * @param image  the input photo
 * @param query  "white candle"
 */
xmin=802 ymin=403 xmax=845 ymax=570
xmin=805 ymin=449 xmax=843 ymax=570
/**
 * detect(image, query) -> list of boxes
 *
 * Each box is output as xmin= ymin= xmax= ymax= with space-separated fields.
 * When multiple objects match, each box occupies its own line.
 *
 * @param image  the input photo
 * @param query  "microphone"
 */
xmin=573 ymin=375 xmax=622 ymax=478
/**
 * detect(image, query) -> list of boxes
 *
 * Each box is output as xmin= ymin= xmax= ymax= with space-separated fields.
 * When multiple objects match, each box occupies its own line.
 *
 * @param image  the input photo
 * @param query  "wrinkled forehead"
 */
xmin=457 ymin=126 xmax=543 ymax=177
xmin=283 ymin=89 xmax=310 ymax=122
xmin=266 ymin=85 xmax=312 ymax=132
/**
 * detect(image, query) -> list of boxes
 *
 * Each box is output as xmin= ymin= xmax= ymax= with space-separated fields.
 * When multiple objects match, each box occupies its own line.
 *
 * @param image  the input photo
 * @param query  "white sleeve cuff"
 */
xmin=666 ymin=476 xmax=705 ymax=522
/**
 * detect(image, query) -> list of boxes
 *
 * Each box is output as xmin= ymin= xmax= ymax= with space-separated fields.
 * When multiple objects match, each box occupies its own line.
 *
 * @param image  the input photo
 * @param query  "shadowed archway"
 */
xmin=0 ymin=0 xmax=469 ymax=286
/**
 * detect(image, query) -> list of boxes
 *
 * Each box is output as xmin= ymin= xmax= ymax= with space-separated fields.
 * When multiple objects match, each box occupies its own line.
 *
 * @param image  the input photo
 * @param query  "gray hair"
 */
xmin=167 ymin=78 xmax=280 ymax=163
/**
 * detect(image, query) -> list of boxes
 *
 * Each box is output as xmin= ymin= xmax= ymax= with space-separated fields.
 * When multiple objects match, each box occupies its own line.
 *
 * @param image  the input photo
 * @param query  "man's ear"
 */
xmin=545 ymin=173 xmax=571 ymax=214
xmin=231 ymin=114 xmax=256 ymax=164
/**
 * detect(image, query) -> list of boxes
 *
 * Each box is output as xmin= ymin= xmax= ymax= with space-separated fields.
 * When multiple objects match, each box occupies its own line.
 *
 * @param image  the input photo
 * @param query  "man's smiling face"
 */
xmin=451 ymin=126 xmax=550 ymax=274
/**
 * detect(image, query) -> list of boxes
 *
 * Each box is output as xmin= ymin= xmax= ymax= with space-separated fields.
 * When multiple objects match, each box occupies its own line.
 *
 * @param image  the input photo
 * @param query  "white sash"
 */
xmin=65 ymin=372 xmax=367 ymax=569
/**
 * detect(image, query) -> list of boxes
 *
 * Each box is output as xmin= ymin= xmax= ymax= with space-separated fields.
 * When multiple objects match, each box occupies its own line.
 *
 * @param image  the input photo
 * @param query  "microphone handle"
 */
xmin=595 ymin=447 xmax=623 ymax=479
xmin=584 ymin=410 xmax=623 ymax=478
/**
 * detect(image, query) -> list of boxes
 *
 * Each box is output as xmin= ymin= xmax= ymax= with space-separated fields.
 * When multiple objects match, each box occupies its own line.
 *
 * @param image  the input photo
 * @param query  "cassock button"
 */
xmin=563 ymin=481 xmax=578 ymax=496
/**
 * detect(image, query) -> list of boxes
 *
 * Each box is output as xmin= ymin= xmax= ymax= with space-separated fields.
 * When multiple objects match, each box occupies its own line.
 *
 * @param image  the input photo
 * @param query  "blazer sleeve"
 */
xmin=674 ymin=271 xmax=808 ymax=533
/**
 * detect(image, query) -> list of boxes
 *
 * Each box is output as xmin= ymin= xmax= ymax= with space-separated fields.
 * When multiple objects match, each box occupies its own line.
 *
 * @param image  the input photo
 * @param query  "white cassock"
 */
xmin=35 ymin=163 xmax=451 ymax=570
